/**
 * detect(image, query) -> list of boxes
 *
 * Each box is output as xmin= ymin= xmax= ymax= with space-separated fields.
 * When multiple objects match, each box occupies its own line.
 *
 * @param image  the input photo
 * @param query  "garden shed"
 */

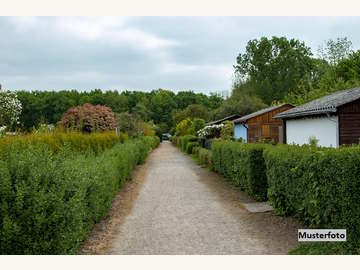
xmin=233 ymin=104 xmax=294 ymax=143
xmin=274 ymin=87 xmax=360 ymax=147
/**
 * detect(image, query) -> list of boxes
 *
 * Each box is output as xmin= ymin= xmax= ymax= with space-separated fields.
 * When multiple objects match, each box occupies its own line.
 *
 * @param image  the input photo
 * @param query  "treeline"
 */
xmin=16 ymin=89 xmax=224 ymax=134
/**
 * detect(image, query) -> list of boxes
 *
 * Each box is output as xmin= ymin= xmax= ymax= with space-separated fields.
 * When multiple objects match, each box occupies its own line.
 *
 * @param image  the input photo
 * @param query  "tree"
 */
xmin=336 ymin=50 xmax=360 ymax=83
xmin=172 ymin=104 xmax=210 ymax=125
xmin=0 ymin=91 xmax=22 ymax=130
xmin=149 ymin=89 xmax=177 ymax=131
xmin=234 ymin=36 xmax=314 ymax=104
xmin=175 ymin=118 xmax=193 ymax=136
xmin=212 ymin=83 xmax=266 ymax=120
xmin=318 ymin=37 xmax=353 ymax=66
xmin=189 ymin=118 xmax=205 ymax=135
xmin=60 ymin=103 xmax=117 ymax=132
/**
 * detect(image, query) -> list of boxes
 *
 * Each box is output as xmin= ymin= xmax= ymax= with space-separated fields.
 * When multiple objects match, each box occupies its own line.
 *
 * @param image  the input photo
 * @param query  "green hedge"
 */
xmin=186 ymin=142 xmax=200 ymax=154
xmin=0 ymin=136 xmax=158 ymax=254
xmin=178 ymin=135 xmax=198 ymax=152
xmin=198 ymin=148 xmax=212 ymax=168
xmin=0 ymin=131 xmax=121 ymax=159
xmin=211 ymin=141 xmax=268 ymax=201
xmin=263 ymin=145 xmax=360 ymax=254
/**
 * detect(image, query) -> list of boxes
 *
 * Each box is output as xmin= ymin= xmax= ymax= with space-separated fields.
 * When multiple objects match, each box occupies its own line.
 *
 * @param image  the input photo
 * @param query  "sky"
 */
xmin=1 ymin=16 xmax=360 ymax=94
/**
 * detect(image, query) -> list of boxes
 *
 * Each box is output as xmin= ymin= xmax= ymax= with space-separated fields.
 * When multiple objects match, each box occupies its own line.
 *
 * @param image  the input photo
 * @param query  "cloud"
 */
xmin=1 ymin=17 xmax=360 ymax=93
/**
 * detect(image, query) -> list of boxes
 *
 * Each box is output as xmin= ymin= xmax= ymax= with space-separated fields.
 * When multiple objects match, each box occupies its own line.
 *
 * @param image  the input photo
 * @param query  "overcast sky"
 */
xmin=1 ymin=16 xmax=360 ymax=94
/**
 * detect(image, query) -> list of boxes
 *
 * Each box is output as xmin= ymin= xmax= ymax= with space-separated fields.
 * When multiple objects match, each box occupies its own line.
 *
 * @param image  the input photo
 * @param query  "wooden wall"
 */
xmin=247 ymin=104 xmax=294 ymax=143
xmin=338 ymin=99 xmax=360 ymax=145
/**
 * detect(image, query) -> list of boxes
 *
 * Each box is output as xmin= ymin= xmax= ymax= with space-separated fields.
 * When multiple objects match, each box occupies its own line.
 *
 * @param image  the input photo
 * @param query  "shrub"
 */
xmin=198 ymin=148 xmax=212 ymax=168
xmin=211 ymin=140 xmax=268 ymax=201
xmin=0 ymin=136 xmax=159 ymax=254
xmin=192 ymin=146 xmax=200 ymax=156
xmin=175 ymin=118 xmax=193 ymax=136
xmin=0 ymin=131 xmax=120 ymax=159
xmin=178 ymin=135 xmax=198 ymax=152
xmin=220 ymin=120 xmax=234 ymax=140
xmin=60 ymin=103 xmax=117 ymax=133
xmin=186 ymin=142 xmax=200 ymax=154
xmin=0 ymin=91 xmax=22 ymax=129
xmin=263 ymin=145 xmax=360 ymax=254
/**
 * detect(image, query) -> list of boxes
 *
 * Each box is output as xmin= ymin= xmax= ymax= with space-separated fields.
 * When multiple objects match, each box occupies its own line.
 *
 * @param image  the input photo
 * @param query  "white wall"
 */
xmin=286 ymin=116 xmax=339 ymax=147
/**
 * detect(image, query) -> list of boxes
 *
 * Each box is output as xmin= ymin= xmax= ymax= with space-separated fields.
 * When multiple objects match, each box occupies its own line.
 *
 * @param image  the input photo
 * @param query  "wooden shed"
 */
xmin=275 ymin=87 xmax=360 ymax=147
xmin=234 ymin=104 xmax=294 ymax=143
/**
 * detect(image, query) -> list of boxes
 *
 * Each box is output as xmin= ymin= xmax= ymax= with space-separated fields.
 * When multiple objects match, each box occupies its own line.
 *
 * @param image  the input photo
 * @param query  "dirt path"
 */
xmin=81 ymin=141 xmax=300 ymax=255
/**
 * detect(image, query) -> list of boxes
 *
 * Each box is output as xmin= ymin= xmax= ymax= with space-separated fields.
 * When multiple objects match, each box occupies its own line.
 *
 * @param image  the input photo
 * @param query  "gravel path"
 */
xmin=103 ymin=141 xmax=300 ymax=254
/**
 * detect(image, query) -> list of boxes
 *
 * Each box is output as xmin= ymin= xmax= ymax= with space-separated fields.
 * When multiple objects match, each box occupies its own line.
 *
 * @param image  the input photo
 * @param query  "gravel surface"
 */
xmin=103 ymin=141 xmax=300 ymax=254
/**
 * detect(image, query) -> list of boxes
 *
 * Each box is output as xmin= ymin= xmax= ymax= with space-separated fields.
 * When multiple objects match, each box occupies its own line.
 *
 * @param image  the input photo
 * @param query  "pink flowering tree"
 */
xmin=60 ymin=103 xmax=117 ymax=133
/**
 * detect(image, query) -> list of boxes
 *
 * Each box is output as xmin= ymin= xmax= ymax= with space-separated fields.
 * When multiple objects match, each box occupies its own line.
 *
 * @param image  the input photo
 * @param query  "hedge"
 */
xmin=178 ymin=135 xmax=198 ymax=152
xmin=211 ymin=140 xmax=268 ymax=201
xmin=0 ymin=136 xmax=159 ymax=254
xmin=186 ymin=142 xmax=200 ymax=154
xmin=263 ymin=145 xmax=360 ymax=254
xmin=198 ymin=148 xmax=212 ymax=168
xmin=0 ymin=131 xmax=121 ymax=159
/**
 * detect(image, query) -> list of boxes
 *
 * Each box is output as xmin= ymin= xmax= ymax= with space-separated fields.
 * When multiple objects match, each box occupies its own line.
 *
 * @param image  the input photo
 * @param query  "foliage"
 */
xmin=198 ymin=148 xmax=212 ymax=168
xmin=318 ymin=37 xmax=353 ymax=66
xmin=0 ymin=91 xmax=22 ymax=130
xmin=175 ymin=118 xmax=193 ymax=136
xmin=211 ymin=141 xmax=268 ymax=201
xmin=234 ymin=36 xmax=314 ymax=104
xmin=15 ymin=89 xmax=223 ymax=133
xmin=178 ymin=135 xmax=198 ymax=152
xmin=212 ymin=86 xmax=266 ymax=120
xmin=60 ymin=103 xmax=117 ymax=133
xmin=0 ymin=131 xmax=120 ymax=159
xmin=186 ymin=142 xmax=200 ymax=154
xmin=116 ymin=112 xmax=156 ymax=138
xmin=172 ymin=104 xmax=210 ymax=124
xmin=263 ymin=145 xmax=360 ymax=254
xmin=0 ymin=136 xmax=159 ymax=254
xmin=220 ymin=120 xmax=234 ymax=140
xmin=189 ymin=118 xmax=205 ymax=135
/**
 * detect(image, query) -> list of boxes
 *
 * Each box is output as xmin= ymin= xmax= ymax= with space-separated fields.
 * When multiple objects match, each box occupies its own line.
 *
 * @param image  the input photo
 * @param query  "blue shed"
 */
xmin=234 ymin=123 xmax=248 ymax=142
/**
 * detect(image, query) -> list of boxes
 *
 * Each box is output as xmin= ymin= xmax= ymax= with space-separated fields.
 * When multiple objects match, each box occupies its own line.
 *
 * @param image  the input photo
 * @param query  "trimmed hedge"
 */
xmin=263 ymin=145 xmax=360 ymax=254
xmin=211 ymin=141 xmax=268 ymax=201
xmin=0 ymin=136 xmax=158 ymax=254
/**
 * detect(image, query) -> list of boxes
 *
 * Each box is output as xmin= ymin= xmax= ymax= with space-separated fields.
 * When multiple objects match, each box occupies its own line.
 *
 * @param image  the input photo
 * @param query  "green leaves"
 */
xmin=263 ymin=145 xmax=360 ymax=254
xmin=0 ymin=135 xmax=159 ymax=254
xmin=211 ymin=141 xmax=268 ymax=201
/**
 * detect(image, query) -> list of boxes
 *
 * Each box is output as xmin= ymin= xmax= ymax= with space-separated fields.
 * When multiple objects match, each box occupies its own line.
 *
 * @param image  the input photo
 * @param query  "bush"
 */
xmin=192 ymin=146 xmax=200 ymax=156
xmin=178 ymin=135 xmax=198 ymax=152
xmin=0 ymin=136 xmax=159 ymax=254
xmin=60 ymin=103 xmax=117 ymax=133
xmin=186 ymin=142 xmax=200 ymax=154
xmin=211 ymin=140 xmax=268 ymax=201
xmin=198 ymin=148 xmax=212 ymax=168
xmin=0 ymin=131 xmax=120 ymax=159
xmin=263 ymin=145 xmax=360 ymax=254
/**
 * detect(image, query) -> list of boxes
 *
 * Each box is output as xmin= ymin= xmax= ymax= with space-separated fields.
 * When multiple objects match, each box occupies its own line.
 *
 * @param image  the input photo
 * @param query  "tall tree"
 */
xmin=234 ymin=36 xmax=314 ymax=104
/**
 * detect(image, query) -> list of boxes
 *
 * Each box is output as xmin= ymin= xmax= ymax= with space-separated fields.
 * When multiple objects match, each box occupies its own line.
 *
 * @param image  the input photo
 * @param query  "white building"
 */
xmin=274 ymin=87 xmax=360 ymax=147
